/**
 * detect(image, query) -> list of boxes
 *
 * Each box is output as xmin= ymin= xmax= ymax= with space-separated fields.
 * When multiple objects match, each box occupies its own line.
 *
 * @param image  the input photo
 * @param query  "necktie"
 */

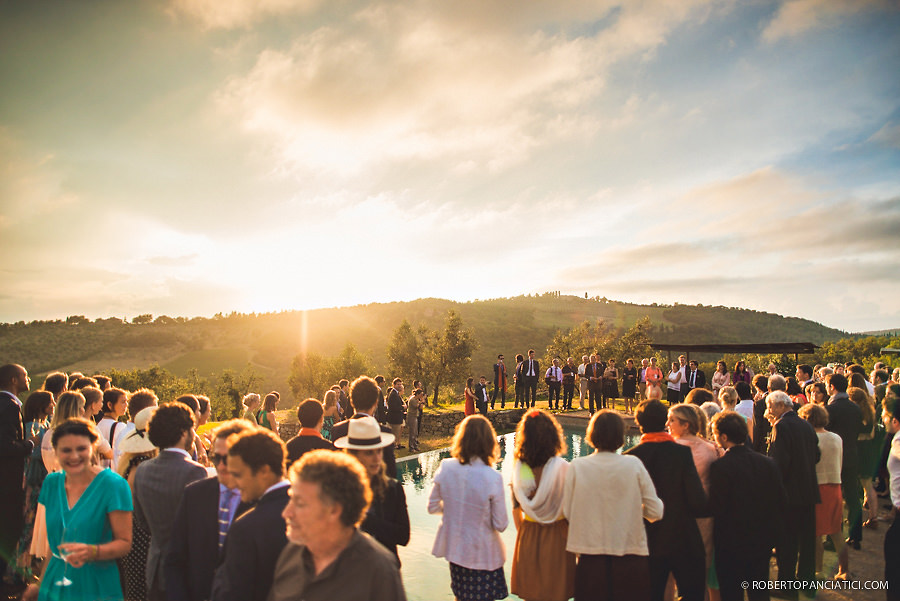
xmin=218 ymin=488 xmax=236 ymax=550
xmin=690 ymin=371 xmax=696 ymax=387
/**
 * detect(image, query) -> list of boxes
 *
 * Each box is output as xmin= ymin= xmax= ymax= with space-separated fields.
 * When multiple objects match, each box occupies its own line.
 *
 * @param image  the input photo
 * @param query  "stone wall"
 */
xmin=420 ymin=408 xmax=528 ymax=438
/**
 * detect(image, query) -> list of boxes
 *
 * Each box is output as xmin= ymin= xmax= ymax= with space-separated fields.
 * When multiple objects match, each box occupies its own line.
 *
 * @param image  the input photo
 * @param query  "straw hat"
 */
xmin=333 ymin=416 xmax=394 ymax=450
xmin=118 ymin=406 xmax=158 ymax=454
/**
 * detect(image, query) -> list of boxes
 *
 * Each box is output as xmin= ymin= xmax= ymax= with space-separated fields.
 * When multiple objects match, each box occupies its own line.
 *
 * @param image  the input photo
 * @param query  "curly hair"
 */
xmin=514 ymin=410 xmax=565 ymax=468
xmin=291 ymin=450 xmax=372 ymax=528
xmin=148 ymin=402 xmax=195 ymax=449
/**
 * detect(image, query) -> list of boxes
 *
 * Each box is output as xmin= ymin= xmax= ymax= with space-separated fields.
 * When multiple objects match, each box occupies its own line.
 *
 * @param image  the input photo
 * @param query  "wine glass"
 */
xmin=53 ymin=527 xmax=74 ymax=586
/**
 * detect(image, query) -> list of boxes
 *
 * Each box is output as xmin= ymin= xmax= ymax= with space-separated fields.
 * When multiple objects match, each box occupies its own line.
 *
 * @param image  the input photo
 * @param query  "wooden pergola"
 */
xmin=650 ymin=342 xmax=820 ymax=364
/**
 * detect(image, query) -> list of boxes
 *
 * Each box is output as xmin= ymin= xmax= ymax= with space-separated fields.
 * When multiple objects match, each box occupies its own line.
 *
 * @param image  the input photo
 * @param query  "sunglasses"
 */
xmin=210 ymin=453 xmax=228 ymax=465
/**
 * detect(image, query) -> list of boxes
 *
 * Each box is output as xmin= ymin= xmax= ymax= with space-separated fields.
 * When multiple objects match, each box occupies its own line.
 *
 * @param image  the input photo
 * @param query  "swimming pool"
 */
xmin=396 ymin=427 xmax=640 ymax=600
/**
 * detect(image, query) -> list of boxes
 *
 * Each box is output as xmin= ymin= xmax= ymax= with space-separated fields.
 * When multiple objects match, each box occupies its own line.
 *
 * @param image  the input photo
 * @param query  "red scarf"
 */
xmin=640 ymin=432 xmax=675 ymax=444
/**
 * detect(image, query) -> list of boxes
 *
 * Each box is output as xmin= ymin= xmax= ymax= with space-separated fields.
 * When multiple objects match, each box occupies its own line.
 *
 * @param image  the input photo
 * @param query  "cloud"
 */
xmin=213 ymin=0 xmax=722 ymax=177
xmin=868 ymin=121 xmax=900 ymax=149
xmin=166 ymin=0 xmax=326 ymax=29
xmin=762 ymin=0 xmax=890 ymax=43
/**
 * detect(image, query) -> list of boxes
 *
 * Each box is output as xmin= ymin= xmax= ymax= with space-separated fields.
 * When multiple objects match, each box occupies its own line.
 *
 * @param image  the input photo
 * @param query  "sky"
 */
xmin=1 ymin=0 xmax=899 ymax=333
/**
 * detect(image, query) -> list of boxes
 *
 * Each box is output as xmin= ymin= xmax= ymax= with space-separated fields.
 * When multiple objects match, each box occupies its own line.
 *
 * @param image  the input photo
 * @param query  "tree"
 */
xmin=425 ymin=310 xmax=478 ymax=405
xmin=131 ymin=314 xmax=153 ymax=325
xmin=216 ymin=365 xmax=263 ymax=419
xmin=287 ymin=343 xmax=374 ymax=402
xmin=387 ymin=320 xmax=431 ymax=385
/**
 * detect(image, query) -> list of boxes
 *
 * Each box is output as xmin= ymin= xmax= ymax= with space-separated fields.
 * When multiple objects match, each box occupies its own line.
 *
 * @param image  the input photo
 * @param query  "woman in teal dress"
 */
xmin=23 ymin=418 xmax=133 ymax=601
xmin=257 ymin=391 xmax=280 ymax=435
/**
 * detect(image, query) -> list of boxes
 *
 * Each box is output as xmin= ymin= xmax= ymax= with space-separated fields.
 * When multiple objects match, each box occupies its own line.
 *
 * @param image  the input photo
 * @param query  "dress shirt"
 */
xmin=890 ymin=431 xmax=900 ymax=510
xmin=526 ymin=360 xmax=536 ymax=377
xmin=428 ymin=457 xmax=508 ymax=570
xmin=546 ymin=367 xmax=562 ymax=382
xmin=218 ymin=485 xmax=241 ymax=549
xmin=735 ymin=400 xmax=754 ymax=421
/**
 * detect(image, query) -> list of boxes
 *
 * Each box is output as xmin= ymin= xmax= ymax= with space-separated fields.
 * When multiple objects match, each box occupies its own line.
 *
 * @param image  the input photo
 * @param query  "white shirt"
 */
xmin=562 ymin=450 xmax=663 ymax=556
xmin=545 ymin=366 xmax=562 ymax=382
xmin=889 ymin=431 xmax=900 ymax=510
xmin=428 ymin=457 xmax=508 ymax=570
xmin=735 ymin=400 xmax=754 ymax=421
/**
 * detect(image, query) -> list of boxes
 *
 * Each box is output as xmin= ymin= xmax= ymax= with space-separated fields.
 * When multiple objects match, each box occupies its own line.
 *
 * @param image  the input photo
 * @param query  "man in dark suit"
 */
xmin=474 ymin=375 xmax=490 ymax=414
xmin=385 ymin=378 xmax=406 ymax=449
xmin=521 ymin=349 xmax=540 ymax=407
xmin=708 ymin=411 xmax=788 ymax=601
xmin=491 ymin=354 xmax=507 ymax=409
xmin=285 ymin=399 xmax=335 ymax=466
xmin=584 ymin=354 xmax=603 ymax=414
xmin=824 ymin=373 xmax=863 ymax=548
xmin=766 ymin=391 xmax=820 ymax=597
xmin=330 ymin=376 xmax=397 ymax=477
xmin=625 ymin=400 xmax=707 ymax=601
xmin=686 ymin=360 xmax=706 ymax=392
xmin=751 ymin=374 xmax=772 ymax=453
xmin=134 ymin=402 xmax=209 ymax=601
xmin=165 ymin=419 xmax=255 ymax=601
xmin=0 ymin=364 xmax=32 ymax=596
xmin=211 ymin=429 xmax=290 ymax=601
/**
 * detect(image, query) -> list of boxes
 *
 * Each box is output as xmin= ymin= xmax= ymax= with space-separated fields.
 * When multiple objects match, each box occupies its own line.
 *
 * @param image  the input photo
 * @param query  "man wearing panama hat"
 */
xmin=330 ymin=376 xmax=397 ymax=476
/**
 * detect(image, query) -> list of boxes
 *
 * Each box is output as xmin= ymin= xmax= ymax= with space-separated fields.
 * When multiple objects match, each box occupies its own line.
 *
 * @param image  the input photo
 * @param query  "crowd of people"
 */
xmin=1 ymin=357 xmax=899 ymax=601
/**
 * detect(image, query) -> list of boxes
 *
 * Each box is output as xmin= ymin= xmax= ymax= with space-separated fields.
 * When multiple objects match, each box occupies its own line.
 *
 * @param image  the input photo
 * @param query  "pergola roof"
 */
xmin=650 ymin=342 xmax=819 ymax=355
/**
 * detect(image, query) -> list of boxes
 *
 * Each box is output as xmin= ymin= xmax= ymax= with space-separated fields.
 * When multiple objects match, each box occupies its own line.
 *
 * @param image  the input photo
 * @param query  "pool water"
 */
xmin=395 ymin=427 xmax=640 ymax=601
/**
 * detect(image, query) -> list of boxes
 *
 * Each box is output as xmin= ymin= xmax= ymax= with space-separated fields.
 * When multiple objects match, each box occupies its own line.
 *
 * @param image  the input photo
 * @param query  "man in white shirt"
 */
xmin=577 ymin=356 xmax=589 ymax=410
xmin=545 ymin=358 xmax=563 ymax=410
xmin=881 ymin=394 xmax=900 ymax=600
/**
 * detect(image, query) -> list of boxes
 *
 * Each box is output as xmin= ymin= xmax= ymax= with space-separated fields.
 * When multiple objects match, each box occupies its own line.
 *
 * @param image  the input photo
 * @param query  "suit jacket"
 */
xmin=708 ymin=444 xmax=787 ymax=556
xmin=625 ymin=439 xmax=707 ymax=557
xmin=687 ymin=369 xmax=706 ymax=390
xmin=331 ymin=415 xmax=397 ymax=477
xmin=386 ymin=388 xmax=405 ymax=425
xmin=825 ymin=393 xmax=862 ymax=480
xmin=584 ymin=363 xmax=604 ymax=387
xmin=0 ymin=391 xmax=30 ymax=555
xmin=285 ymin=433 xmax=335 ymax=466
xmin=493 ymin=362 xmax=507 ymax=386
xmin=211 ymin=484 xmax=289 ymax=601
xmin=473 ymin=383 xmax=490 ymax=413
xmin=521 ymin=358 xmax=540 ymax=380
xmin=165 ymin=476 xmax=253 ymax=601
xmin=768 ymin=411 xmax=820 ymax=506
xmin=134 ymin=449 xmax=208 ymax=594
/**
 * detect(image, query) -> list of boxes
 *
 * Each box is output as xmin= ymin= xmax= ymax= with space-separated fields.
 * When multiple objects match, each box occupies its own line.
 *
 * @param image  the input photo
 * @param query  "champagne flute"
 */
xmin=53 ymin=527 xmax=74 ymax=586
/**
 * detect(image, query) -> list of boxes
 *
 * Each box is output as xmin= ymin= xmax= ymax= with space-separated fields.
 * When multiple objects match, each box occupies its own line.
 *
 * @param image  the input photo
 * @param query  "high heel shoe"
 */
xmin=863 ymin=518 xmax=878 ymax=530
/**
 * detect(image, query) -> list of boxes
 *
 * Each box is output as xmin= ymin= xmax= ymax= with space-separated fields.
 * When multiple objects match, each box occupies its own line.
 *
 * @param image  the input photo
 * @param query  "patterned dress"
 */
xmin=120 ymin=454 xmax=154 ymax=601
xmin=19 ymin=420 xmax=49 ymax=568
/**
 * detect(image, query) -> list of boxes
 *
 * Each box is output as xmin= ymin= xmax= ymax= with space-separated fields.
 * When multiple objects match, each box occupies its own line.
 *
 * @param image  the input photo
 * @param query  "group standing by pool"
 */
xmin=2 ymin=360 xmax=900 ymax=601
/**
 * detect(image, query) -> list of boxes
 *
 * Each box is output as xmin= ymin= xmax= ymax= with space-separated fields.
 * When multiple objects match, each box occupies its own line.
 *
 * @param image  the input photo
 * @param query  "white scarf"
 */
xmin=511 ymin=455 xmax=569 ymax=524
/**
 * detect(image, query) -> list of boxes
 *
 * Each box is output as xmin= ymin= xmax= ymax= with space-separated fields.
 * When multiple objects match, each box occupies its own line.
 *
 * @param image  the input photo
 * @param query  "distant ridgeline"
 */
xmin=0 ymin=294 xmax=875 ymax=403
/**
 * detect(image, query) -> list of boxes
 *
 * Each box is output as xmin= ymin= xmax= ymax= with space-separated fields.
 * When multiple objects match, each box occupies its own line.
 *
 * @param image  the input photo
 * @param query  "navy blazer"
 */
xmin=708 ymin=444 xmax=787 ymax=555
xmin=165 ymin=476 xmax=252 ymax=601
xmin=211 ymin=484 xmax=289 ymax=601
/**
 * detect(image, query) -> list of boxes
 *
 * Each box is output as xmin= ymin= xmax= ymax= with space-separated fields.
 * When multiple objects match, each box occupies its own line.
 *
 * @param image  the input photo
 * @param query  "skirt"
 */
xmin=511 ymin=519 xmax=575 ymax=601
xmin=120 ymin=524 xmax=151 ymax=601
xmin=816 ymin=483 xmax=843 ymax=536
xmin=449 ymin=563 xmax=508 ymax=601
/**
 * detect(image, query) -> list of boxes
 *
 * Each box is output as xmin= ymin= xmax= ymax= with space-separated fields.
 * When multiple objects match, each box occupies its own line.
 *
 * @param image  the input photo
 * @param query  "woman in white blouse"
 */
xmin=428 ymin=415 xmax=509 ymax=601
xmin=562 ymin=409 xmax=663 ymax=601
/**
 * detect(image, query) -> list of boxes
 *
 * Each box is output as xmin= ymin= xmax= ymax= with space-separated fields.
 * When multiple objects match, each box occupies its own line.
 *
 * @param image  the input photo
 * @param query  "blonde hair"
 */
xmin=718 ymin=386 xmax=738 ymax=410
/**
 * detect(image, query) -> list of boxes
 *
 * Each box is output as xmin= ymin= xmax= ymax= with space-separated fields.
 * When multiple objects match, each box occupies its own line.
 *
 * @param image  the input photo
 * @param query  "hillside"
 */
xmin=0 ymin=295 xmax=848 ymax=398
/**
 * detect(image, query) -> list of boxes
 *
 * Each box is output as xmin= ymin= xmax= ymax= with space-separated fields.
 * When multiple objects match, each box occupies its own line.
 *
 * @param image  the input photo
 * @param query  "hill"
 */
xmin=0 ymin=295 xmax=849 ymax=399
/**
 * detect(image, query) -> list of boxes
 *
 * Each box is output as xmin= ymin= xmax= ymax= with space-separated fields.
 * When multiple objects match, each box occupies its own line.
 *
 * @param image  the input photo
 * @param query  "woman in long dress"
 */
xmin=115 ymin=407 xmax=159 ymax=601
xmin=464 ymin=377 xmax=476 ymax=416
xmin=510 ymin=410 xmax=574 ymax=601
xmin=668 ymin=403 xmax=724 ymax=601
xmin=18 ymin=391 xmax=54 ymax=578
xmin=23 ymin=418 xmax=133 ymax=601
